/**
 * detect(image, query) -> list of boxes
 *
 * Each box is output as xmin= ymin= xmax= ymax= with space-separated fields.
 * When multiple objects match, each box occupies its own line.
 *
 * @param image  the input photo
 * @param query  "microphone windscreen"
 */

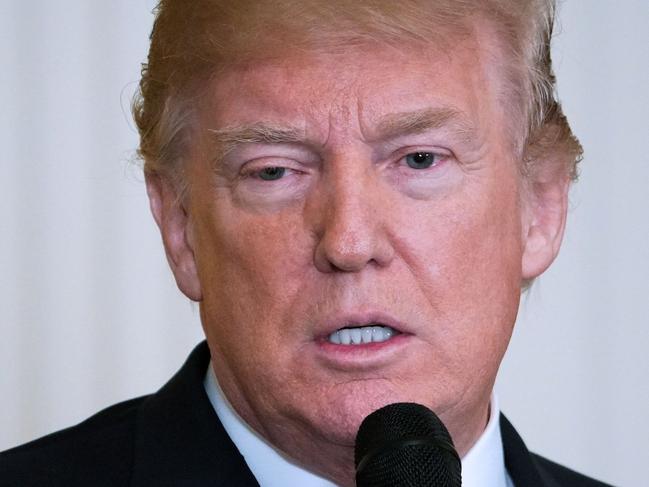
xmin=354 ymin=403 xmax=461 ymax=487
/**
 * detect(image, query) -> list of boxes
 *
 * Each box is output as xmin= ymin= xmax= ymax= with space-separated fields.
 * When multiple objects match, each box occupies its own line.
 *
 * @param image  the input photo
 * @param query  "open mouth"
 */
xmin=327 ymin=324 xmax=400 ymax=345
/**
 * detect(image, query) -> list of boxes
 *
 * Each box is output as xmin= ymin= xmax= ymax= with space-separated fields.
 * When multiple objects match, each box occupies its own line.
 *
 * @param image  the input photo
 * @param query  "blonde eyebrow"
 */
xmin=206 ymin=109 xmax=478 ymax=163
xmin=207 ymin=123 xmax=305 ymax=156
xmin=373 ymin=107 xmax=478 ymax=143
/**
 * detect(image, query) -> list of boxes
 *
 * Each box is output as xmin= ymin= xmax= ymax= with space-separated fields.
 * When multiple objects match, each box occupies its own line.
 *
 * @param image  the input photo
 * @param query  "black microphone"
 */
xmin=354 ymin=403 xmax=461 ymax=486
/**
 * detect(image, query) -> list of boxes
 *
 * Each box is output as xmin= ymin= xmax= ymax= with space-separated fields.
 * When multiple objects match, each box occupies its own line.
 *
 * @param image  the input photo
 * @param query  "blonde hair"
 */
xmin=133 ymin=0 xmax=582 ymax=188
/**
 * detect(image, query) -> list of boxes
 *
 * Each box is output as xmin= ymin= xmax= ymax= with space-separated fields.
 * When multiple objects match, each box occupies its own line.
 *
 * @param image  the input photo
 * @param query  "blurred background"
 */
xmin=1 ymin=1 xmax=647 ymax=485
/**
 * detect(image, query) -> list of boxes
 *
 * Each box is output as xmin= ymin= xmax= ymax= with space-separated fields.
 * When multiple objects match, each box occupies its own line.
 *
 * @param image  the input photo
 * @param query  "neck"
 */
xmin=448 ymin=400 xmax=492 ymax=458
xmin=206 ymin=362 xmax=492 ymax=486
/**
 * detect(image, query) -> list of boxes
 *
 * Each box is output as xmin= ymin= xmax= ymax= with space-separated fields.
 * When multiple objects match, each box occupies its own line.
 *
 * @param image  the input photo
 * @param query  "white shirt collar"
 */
xmin=204 ymin=363 xmax=513 ymax=487
xmin=461 ymin=393 xmax=515 ymax=487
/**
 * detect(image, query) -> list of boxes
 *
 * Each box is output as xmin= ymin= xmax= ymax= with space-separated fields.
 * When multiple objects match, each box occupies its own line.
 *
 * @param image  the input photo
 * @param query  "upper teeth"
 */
xmin=328 ymin=325 xmax=395 ymax=345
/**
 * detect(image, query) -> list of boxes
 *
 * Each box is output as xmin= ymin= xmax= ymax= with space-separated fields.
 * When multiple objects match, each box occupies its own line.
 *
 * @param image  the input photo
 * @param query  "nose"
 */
xmin=311 ymin=161 xmax=395 ymax=273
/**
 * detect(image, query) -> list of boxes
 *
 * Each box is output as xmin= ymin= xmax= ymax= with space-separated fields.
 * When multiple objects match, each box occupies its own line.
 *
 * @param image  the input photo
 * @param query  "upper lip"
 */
xmin=313 ymin=310 xmax=410 ymax=339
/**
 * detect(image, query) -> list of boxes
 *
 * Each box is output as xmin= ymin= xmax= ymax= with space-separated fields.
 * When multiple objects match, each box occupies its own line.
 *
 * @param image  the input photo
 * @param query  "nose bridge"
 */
xmin=312 ymin=154 xmax=394 ymax=273
xmin=328 ymin=157 xmax=371 ymax=227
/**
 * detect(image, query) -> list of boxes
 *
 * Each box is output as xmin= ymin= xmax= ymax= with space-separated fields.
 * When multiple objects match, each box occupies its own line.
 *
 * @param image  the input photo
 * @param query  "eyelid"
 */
xmin=224 ymin=142 xmax=318 ymax=165
xmin=242 ymin=153 xmax=299 ymax=167
xmin=238 ymin=157 xmax=309 ymax=183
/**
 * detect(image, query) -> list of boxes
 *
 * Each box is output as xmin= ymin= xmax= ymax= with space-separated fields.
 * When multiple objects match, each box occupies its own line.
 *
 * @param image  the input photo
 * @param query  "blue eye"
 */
xmin=258 ymin=167 xmax=286 ymax=181
xmin=405 ymin=152 xmax=438 ymax=170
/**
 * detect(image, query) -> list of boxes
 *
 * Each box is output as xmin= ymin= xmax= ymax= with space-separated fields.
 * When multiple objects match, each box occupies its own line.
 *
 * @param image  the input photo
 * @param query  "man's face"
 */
xmin=152 ymin=21 xmax=564 ymax=477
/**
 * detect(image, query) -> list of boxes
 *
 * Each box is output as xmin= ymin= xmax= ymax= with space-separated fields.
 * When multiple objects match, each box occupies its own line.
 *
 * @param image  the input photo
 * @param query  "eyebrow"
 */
xmin=207 ymin=123 xmax=305 ymax=156
xmin=372 ymin=107 xmax=478 ymax=144
xmin=206 ymin=107 xmax=479 ymax=159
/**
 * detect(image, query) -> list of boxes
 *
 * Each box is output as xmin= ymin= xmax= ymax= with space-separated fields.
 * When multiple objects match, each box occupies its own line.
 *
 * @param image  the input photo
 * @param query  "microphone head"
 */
xmin=354 ymin=403 xmax=461 ymax=487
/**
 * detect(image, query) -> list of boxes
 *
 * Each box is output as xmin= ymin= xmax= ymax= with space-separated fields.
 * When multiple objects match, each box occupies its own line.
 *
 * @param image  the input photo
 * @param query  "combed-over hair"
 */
xmin=133 ymin=0 xmax=582 ymax=190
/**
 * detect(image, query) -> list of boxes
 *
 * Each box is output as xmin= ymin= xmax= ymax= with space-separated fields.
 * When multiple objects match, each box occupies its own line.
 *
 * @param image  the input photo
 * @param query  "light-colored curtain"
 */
xmin=1 ymin=2 xmax=647 ymax=486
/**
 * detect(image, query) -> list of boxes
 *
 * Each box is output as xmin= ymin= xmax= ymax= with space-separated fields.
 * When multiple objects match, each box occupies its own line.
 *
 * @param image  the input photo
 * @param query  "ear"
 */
xmin=145 ymin=173 xmax=203 ymax=301
xmin=521 ymin=171 xmax=571 ymax=281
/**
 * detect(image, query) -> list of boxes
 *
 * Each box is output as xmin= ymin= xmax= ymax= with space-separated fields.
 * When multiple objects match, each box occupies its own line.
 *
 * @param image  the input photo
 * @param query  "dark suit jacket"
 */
xmin=1 ymin=342 xmax=612 ymax=486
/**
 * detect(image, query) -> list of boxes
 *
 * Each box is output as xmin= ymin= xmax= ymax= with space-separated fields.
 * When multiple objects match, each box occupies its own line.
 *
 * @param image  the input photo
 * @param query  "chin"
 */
xmin=300 ymin=380 xmax=422 ymax=445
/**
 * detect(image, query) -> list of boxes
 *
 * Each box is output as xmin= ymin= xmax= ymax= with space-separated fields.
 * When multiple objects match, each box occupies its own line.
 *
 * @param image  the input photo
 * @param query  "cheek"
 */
xmin=396 ymin=177 xmax=523 ymax=350
xmin=455 ymin=189 xmax=523 ymax=354
xmin=398 ymin=181 xmax=522 ymax=283
xmin=195 ymin=206 xmax=312 ymax=340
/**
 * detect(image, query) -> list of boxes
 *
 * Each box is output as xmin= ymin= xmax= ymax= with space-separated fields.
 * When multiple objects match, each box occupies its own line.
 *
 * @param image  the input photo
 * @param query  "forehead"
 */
xmin=198 ymin=25 xmax=504 ymax=146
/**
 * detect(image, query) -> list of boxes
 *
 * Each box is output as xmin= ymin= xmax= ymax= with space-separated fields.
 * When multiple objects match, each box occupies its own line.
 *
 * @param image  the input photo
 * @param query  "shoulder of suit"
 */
xmin=0 ymin=395 xmax=150 ymax=487
xmin=530 ymin=452 xmax=614 ymax=487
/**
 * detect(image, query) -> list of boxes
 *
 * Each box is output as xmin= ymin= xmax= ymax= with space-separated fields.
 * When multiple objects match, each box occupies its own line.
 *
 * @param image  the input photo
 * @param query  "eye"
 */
xmin=257 ymin=166 xmax=286 ymax=181
xmin=404 ymin=152 xmax=440 ymax=170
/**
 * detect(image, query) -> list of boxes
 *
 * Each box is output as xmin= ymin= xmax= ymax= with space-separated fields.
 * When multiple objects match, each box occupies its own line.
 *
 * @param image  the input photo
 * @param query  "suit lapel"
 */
xmin=501 ymin=413 xmax=559 ymax=487
xmin=130 ymin=342 xmax=260 ymax=487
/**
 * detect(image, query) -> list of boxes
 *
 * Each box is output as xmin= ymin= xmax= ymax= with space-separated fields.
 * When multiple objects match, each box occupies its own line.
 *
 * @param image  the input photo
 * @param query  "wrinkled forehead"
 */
xmin=192 ymin=8 xmax=511 ymax=146
xmin=155 ymin=0 xmax=520 ymax=113
xmin=202 ymin=38 xmax=493 ymax=140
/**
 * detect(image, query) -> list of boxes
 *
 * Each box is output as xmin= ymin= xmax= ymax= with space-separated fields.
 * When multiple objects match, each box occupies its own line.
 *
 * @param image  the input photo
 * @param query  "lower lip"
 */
xmin=314 ymin=333 xmax=411 ymax=368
